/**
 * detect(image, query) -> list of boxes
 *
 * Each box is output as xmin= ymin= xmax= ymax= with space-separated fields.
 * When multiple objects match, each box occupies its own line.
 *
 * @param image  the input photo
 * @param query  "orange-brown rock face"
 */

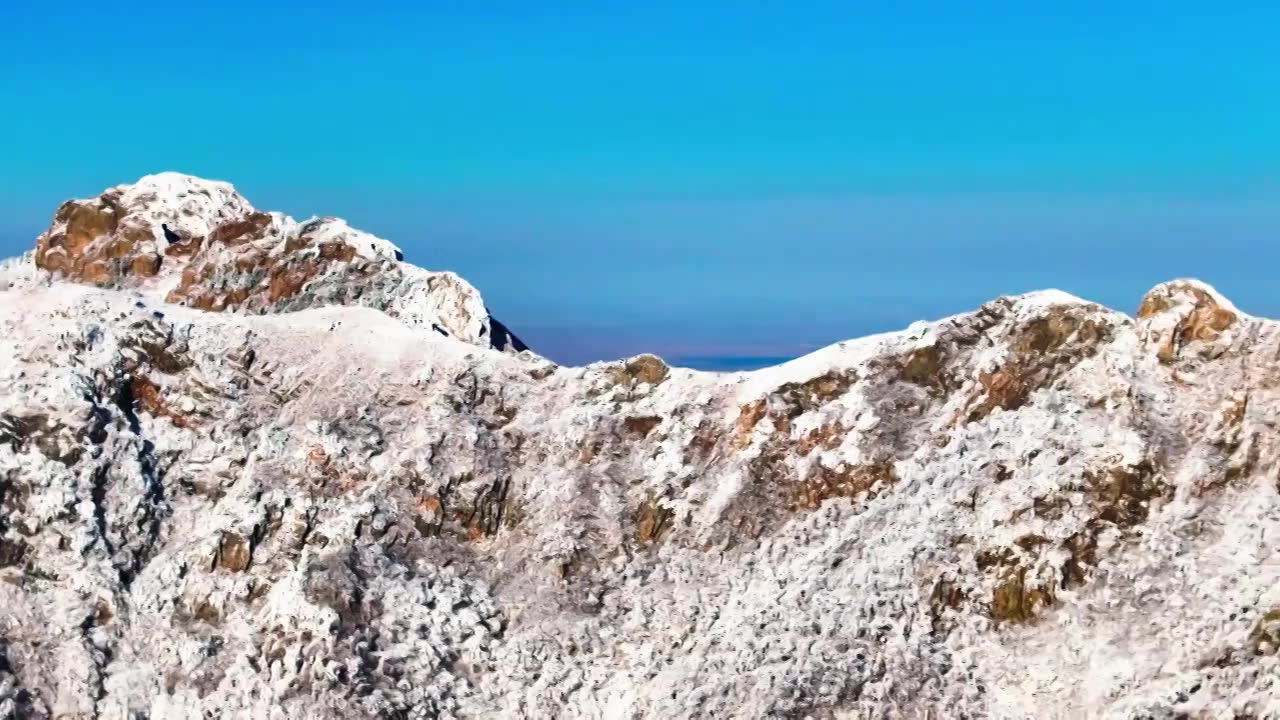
xmin=963 ymin=304 xmax=1112 ymax=422
xmin=1138 ymin=280 xmax=1239 ymax=362
xmin=164 ymin=217 xmax=381 ymax=313
xmin=34 ymin=192 xmax=155 ymax=287
xmin=34 ymin=175 xmax=255 ymax=289
xmin=31 ymin=173 xmax=386 ymax=312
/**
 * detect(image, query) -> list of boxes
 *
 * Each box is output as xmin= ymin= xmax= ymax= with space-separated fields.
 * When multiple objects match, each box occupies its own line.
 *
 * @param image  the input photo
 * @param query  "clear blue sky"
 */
xmin=2 ymin=2 xmax=1278 ymax=366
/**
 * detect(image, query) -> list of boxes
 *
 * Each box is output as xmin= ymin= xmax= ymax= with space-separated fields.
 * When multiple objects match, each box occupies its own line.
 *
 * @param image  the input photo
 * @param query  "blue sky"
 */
xmin=2 ymin=3 xmax=1278 ymax=366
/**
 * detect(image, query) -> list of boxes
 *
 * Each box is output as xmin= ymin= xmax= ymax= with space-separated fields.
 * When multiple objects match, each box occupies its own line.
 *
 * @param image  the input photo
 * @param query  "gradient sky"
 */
xmin=2 ymin=3 xmax=1278 ymax=366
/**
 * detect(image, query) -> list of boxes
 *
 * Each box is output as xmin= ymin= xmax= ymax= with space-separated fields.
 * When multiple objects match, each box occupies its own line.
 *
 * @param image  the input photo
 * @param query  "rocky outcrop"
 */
xmin=33 ymin=173 xmax=253 ymax=288
xmin=31 ymin=173 xmax=525 ymax=353
xmin=1138 ymin=279 xmax=1240 ymax=362
xmin=2 ymin=175 xmax=1280 ymax=718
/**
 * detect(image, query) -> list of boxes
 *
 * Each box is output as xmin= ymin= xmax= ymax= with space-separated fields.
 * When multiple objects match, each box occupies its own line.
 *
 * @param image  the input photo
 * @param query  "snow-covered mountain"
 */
xmin=1 ymin=174 xmax=1277 ymax=719
xmin=27 ymin=172 xmax=526 ymax=352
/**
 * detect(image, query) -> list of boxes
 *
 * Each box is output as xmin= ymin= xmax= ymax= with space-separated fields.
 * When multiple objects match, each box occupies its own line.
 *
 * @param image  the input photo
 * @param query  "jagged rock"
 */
xmin=1251 ymin=610 xmax=1280 ymax=655
xmin=1 ymin=177 xmax=1280 ymax=718
xmin=1138 ymin=279 xmax=1240 ymax=362
xmin=612 ymin=353 xmax=669 ymax=386
xmin=34 ymin=174 xmax=252 ymax=287
xmin=215 ymin=532 xmax=252 ymax=572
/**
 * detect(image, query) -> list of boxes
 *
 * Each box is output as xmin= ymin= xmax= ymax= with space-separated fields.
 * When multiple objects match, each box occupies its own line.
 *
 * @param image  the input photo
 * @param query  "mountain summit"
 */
xmin=0 ymin=175 xmax=1277 ymax=718
xmin=30 ymin=172 xmax=526 ymax=352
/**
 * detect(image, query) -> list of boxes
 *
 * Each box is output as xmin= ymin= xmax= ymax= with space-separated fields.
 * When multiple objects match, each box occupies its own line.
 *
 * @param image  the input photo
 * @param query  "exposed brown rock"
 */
xmin=130 ymin=375 xmax=192 ymax=428
xmin=20 ymin=173 xmax=1280 ymax=714
xmin=973 ymin=542 xmax=1059 ymax=624
xmin=62 ymin=199 xmax=120 ymax=248
xmin=458 ymin=478 xmax=513 ymax=539
xmin=130 ymin=253 xmax=162 ymax=277
xmin=125 ymin=330 xmax=192 ymax=374
xmin=307 ymin=446 xmax=329 ymax=467
xmin=1061 ymin=528 xmax=1099 ymax=589
xmin=217 ymin=532 xmax=252 ymax=572
xmin=684 ymin=419 xmax=721 ymax=462
xmin=1010 ymin=493 xmax=1069 ymax=522
xmin=733 ymin=400 xmax=768 ymax=449
xmin=36 ymin=200 xmax=120 ymax=274
xmin=153 ymin=207 xmax=383 ymax=314
xmin=897 ymin=345 xmax=958 ymax=395
xmin=612 ymin=355 xmax=669 ymax=387
xmin=624 ymin=416 xmax=663 ymax=437
xmin=987 ymin=461 xmax=1162 ymax=614
xmin=792 ymin=462 xmax=896 ymax=511
xmin=1086 ymin=460 xmax=1164 ymax=528
xmin=928 ymin=576 xmax=968 ymax=637
xmin=191 ymin=598 xmax=222 ymax=625
xmin=527 ymin=364 xmax=558 ymax=381
xmin=970 ymin=367 xmax=1034 ymax=421
xmin=797 ymin=422 xmax=845 ymax=456
xmin=1014 ymin=534 xmax=1052 ymax=552
xmin=266 ymin=260 xmax=322 ymax=304
xmin=319 ymin=241 xmax=357 ymax=262
xmin=901 ymin=345 xmax=944 ymax=384
xmin=1221 ymin=393 xmax=1249 ymax=436
xmin=772 ymin=370 xmax=856 ymax=418
xmin=94 ymin=599 xmax=114 ymax=625
xmin=1139 ymin=282 xmax=1238 ymax=362
xmin=990 ymin=565 xmax=1055 ymax=624
xmin=285 ymin=234 xmax=311 ymax=254
xmin=975 ymin=546 xmax=1016 ymax=571
xmin=32 ymin=194 xmax=170 ymax=288
xmin=481 ymin=404 xmax=518 ymax=430
xmin=1249 ymin=609 xmax=1280 ymax=655
xmin=1016 ymin=311 xmax=1107 ymax=355
xmin=635 ymin=495 xmax=673 ymax=545
xmin=209 ymin=212 xmax=273 ymax=246
xmin=0 ymin=538 xmax=29 ymax=567
xmin=707 ymin=442 xmax=794 ymax=543
xmin=1 ymin=413 xmax=84 ymax=465
xmin=577 ymin=439 xmax=602 ymax=464
xmin=164 ymin=234 xmax=204 ymax=258
xmin=965 ymin=307 xmax=1111 ymax=422
xmin=168 ymin=242 xmax=354 ymax=310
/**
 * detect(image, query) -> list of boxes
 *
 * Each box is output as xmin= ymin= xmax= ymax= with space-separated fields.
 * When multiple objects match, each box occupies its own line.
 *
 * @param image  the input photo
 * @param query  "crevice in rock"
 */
xmin=0 ymin=637 xmax=50 ymax=720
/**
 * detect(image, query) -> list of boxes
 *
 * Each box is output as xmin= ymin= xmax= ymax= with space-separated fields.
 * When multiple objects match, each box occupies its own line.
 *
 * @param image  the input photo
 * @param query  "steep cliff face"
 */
xmin=2 ymin=176 xmax=1279 ymax=719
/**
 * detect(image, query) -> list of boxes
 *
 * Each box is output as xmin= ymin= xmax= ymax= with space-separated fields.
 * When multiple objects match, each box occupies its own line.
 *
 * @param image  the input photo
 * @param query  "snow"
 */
xmin=117 ymin=171 xmax=256 ymax=242
xmin=1152 ymin=277 xmax=1247 ymax=317
xmin=2 ymin=174 xmax=1280 ymax=719
xmin=293 ymin=216 xmax=404 ymax=263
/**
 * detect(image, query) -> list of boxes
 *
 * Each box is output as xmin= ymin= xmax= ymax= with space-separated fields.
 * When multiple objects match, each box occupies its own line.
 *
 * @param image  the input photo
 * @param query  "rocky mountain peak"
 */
xmin=30 ymin=172 xmax=525 ymax=353
xmin=34 ymin=173 xmax=254 ymax=286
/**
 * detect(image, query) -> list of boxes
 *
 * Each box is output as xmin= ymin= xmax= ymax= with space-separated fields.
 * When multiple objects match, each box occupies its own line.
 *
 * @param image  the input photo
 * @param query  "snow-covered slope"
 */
xmin=1 ymin=175 xmax=1279 ymax=719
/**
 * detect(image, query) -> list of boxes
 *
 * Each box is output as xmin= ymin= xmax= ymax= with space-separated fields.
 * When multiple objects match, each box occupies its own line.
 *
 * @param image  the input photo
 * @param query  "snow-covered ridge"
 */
xmin=2 ymin=173 xmax=1279 ymax=719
